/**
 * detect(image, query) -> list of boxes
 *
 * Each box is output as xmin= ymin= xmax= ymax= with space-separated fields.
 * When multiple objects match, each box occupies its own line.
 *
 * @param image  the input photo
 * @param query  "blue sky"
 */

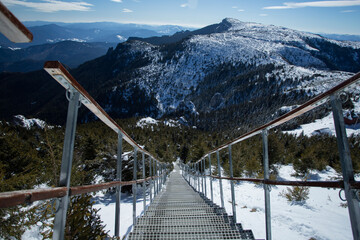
xmin=3 ymin=0 xmax=360 ymax=34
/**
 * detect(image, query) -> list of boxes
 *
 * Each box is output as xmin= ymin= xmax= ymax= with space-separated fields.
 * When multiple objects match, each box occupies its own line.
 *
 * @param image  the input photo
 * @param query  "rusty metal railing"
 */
xmin=0 ymin=1 xmax=33 ymax=43
xmin=184 ymin=72 xmax=360 ymax=240
xmin=0 ymin=6 xmax=169 ymax=240
xmin=0 ymin=175 xmax=165 ymax=209
xmin=0 ymin=61 xmax=170 ymax=240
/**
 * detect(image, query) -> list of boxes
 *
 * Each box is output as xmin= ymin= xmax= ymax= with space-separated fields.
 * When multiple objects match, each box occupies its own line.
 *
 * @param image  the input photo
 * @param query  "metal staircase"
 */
xmin=128 ymin=165 xmax=254 ymax=240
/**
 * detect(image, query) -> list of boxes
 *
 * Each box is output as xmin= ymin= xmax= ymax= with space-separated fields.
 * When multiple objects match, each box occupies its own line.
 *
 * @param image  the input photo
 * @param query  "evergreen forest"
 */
xmin=1 ymin=115 xmax=359 ymax=239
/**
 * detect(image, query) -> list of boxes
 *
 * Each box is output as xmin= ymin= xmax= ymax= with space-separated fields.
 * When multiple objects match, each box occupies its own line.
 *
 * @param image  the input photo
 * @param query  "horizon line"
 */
xmin=21 ymin=19 xmax=360 ymax=36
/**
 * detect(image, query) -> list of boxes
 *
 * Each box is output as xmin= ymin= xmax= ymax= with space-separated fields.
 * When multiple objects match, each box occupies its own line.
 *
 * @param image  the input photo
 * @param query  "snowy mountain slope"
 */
xmin=1 ymin=18 xmax=359 ymax=128
xmin=102 ymin=18 xmax=359 ymax=118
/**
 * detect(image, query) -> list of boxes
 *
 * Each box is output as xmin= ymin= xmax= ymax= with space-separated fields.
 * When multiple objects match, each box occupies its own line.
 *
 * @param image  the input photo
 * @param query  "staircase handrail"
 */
xmin=197 ymin=71 xmax=360 ymax=162
xmin=44 ymin=61 xmax=160 ymax=160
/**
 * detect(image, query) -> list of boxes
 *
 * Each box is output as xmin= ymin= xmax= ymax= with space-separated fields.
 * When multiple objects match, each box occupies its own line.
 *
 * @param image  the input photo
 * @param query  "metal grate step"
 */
xmin=128 ymin=231 xmax=245 ymax=240
xmin=128 ymin=165 xmax=255 ymax=240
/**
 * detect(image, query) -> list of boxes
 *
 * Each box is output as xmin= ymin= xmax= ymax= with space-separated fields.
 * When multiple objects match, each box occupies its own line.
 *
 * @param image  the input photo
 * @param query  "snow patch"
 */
xmin=284 ymin=113 xmax=360 ymax=137
xmin=116 ymin=35 xmax=126 ymax=41
xmin=163 ymin=119 xmax=181 ymax=127
xmin=278 ymin=105 xmax=300 ymax=114
xmin=136 ymin=117 xmax=159 ymax=128
xmin=8 ymin=47 xmax=21 ymax=51
xmin=206 ymin=164 xmax=353 ymax=240
xmin=14 ymin=115 xmax=49 ymax=129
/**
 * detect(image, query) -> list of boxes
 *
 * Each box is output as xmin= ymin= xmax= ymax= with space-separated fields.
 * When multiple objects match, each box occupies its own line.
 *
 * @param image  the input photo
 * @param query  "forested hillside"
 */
xmin=1 ymin=114 xmax=360 ymax=238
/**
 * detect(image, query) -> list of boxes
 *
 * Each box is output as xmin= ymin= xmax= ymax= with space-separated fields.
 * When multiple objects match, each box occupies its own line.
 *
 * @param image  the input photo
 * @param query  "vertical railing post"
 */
xmin=149 ymin=157 xmax=153 ymax=203
xmin=191 ymin=164 xmax=193 ymax=187
xmin=156 ymin=161 xmax=159 ymax=194
xmin=163 ymin=163 xmax=166 ymax=185
xmin=197 ymin=162 xmax=200 ymax=192
xmin=162 ymin=164 xmax=164 ymax=188
xmin=159 ymin=162 xmax=162 ymax=191
xmin=331 ymin=95 xmax=360 ymax=240
xmin=229 ymin=144 xmax=237 ymax=223
xmin=189 ymin=163 xmax=193 ymax=186
xmin=204 ymin=158 xmax=207 ymax=197
xmin=142 ymin=152 xmax=146 ymax=213
xmin=189 ymin=164 xmax=192 ymax=186
xmin=154 ymin=159 xmax=157 ymax=196
xmin=132 ymin=148 xmax=138 ymax=226
xmin=191 ymin=163 xmax=194 ymax=188
xmin=262 ymin=129 xmax=272 ymax=240
xmin=209 ymin=154 xmax=213 ymax=202
xmin=217 ymin=150 xmax=225 ymax=208
xmin=52 ymin=90 xmax=80 ymax=240
xmin=114 ymin=133 xmax=123 ymax=238
xmin=159 ymin=163 xmax=162 ymax=191
xmin=201 ymin=159 xmax=204 ymax=194
xmin=193 ymin=163 xmax=195 ymax=189
xmin=188 ymin=164 xmax=190 ymax=183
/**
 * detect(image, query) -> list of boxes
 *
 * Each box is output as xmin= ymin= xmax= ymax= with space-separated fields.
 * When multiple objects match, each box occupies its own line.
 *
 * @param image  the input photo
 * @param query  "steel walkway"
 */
xmin=128 ymin=165 xmax=255 ymax=240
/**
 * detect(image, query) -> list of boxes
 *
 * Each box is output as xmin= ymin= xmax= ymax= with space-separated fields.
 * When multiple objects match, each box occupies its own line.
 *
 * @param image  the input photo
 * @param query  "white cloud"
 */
xmin=2 ymin=0 xmax=93 ymax=12
xmin=264 ymin=0 xmax=360 ymax=10
xmin=260 ymin=13 xmax=268 ymax=16
xmin=341 ymin=9 xmax=356 ymax=12
xmin=123 ymin=8 xmax=133 ymax=12
xmin=111 ymin=0 xmax=122 ymax=2
xmin=232 ymin=6 xmax=244 ymax=11
xmin=180 ymin=0 xmax=198 ymax=9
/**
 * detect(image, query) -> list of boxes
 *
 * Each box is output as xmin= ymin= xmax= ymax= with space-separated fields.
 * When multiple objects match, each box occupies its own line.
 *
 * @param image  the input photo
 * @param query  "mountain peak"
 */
xmin=221 ymin=18 xmax=242 ymax=26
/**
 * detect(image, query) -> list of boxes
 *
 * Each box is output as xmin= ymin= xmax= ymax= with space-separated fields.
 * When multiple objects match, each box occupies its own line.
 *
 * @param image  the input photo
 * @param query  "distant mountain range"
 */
xmin=0 ymin=21 xmax=193 ymax=48
xmin=0 ymin=21 xmax=193 ymax=72
xmin=319 ymin=33 xmax=360 ymax=42
xmin=0 ymin=41 xmax=116 ymax=72
xmin=1 ymin=18 xmax=359 ymax=131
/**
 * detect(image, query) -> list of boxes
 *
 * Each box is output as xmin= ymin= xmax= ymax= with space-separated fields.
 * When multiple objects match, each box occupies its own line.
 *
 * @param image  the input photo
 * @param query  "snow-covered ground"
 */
xmin=20 ymin=165 xmax=357 ymax=240
xmin=14 ymin=115 xmax=48 ymax=129
xmin=196 ymin=165 xmax=356 ymax=240
xmin=93 ymin=183 xmax=160 ymax=239
xmin=136 ymin=117 xmax=181 ymax=129
xmin=90 ymin=165 xmax=355 ymax=240
xmin=284 ymin=112 xmax=360 ymax=137
xmin=283 ymin=112 xmax=360 ymax=137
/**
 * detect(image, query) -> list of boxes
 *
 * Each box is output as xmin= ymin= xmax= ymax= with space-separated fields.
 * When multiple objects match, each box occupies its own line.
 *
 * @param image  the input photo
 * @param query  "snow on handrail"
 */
xmin=196 ymin=71 xmax=360 ymax=163
xmin=0 ymin=2 xmax=33 ymax=43
xmin=43 ymin=61 xmax=160 ymax=162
